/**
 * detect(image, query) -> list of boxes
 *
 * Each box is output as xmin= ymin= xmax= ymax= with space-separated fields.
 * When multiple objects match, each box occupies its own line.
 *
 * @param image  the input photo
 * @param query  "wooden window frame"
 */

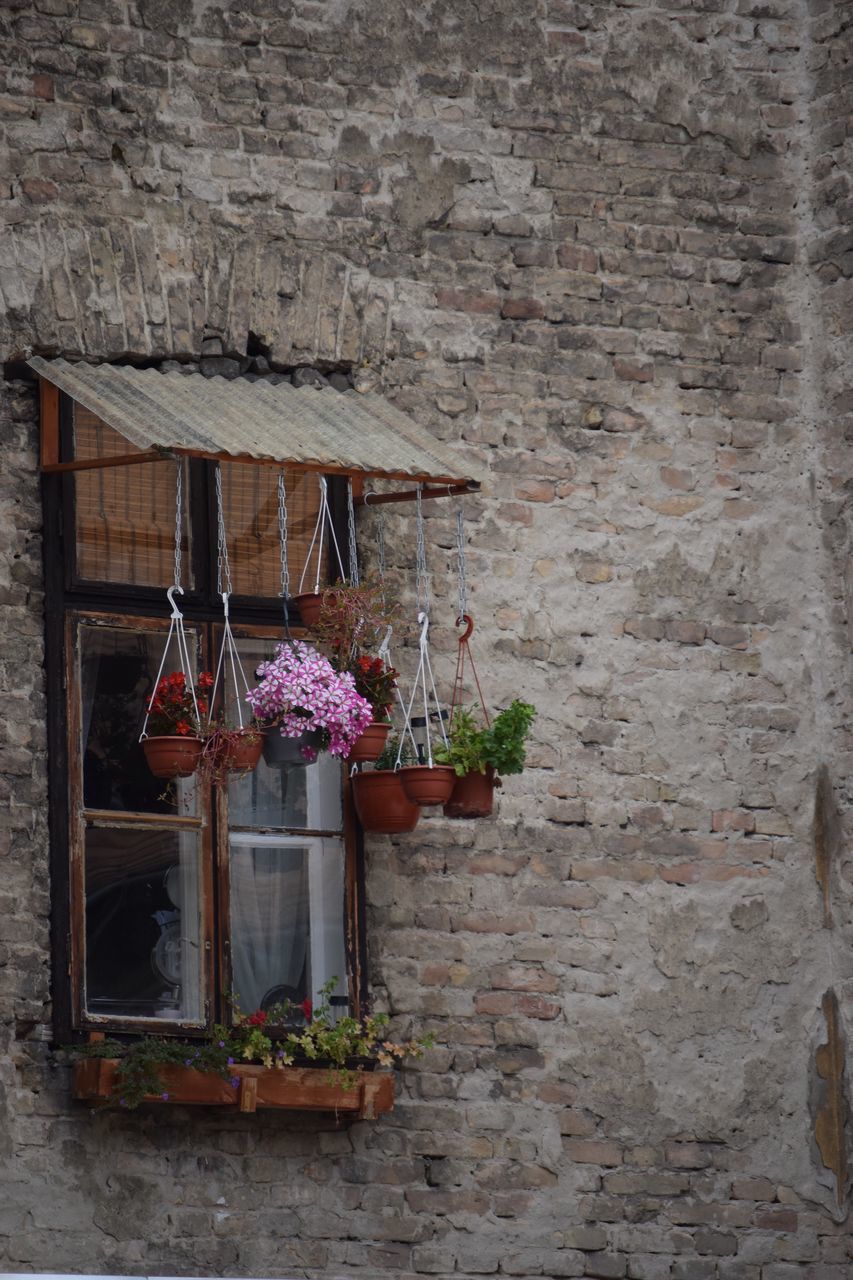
xmin=42 ymin=389 xmax=366 ymax=1044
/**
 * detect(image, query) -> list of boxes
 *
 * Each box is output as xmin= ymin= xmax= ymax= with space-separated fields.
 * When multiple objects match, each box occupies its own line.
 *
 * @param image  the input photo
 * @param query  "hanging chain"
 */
xmin=415 ymin=485 xmax=429 ymax=615
xmin=377 ymin=505 xmax=386 ymax=583
xmin=173 ymin=461 xmax=183 ymax=589
xmin=214 ymin=464 xmax=232 ymax=596
xmin=455 ymin=508 xmax=468 ymax=623
xmin=277 ymin=472 xmax=290 ymax=600
xmin=347 ymin=478 xmax=359 ymax=586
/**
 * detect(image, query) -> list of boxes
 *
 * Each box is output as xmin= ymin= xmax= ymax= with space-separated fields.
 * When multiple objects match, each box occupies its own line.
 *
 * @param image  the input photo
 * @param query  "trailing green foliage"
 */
xmin=68 ymin=979 xmax=432 ymax=1109
xmin=434 ymin=700 xmax=536 ymax=778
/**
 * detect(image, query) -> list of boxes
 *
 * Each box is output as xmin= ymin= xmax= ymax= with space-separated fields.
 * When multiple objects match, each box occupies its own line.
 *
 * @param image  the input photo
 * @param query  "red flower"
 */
xmin=175 ymin=720 xmax=191 ymax=736
xmin=198 ymin=671 xmax=214 ymax=690
xmin=245 ymin=1009 xmax=267 ymax=1027
xmin=300 ymin=998 xmax=313 ymax=1021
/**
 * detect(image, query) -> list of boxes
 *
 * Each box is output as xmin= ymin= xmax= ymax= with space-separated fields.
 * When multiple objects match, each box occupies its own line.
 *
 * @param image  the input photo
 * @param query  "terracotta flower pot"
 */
xmin=348 ymin=721 xmax=391 ymax=765
xmin=290 ymin=592 xmax=325 ymax=627
xmin=142 ymin=735 xmax=203 ymax=779
xmin=351 ymin=769 xmax=420 ymax=834
xmin=223 ymin=729 xmax=263 ymax=773
xmin=398 ymin=764 xmax=456 ymax=807
xmin=443 ymin=766 xmax=496 ymax=819
xmin=262 ymin=727 xmax=323 ymax=767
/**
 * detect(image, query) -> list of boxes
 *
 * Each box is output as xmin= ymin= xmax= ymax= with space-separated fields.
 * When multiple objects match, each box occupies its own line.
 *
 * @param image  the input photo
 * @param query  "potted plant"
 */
xmin=313 ymin=579 xmax=400 ymax=763
xmin=435 ymin=700 xmax=536 ymax=818
xmin=246 ymin=639 xmax=373 ymax=762
xmin=345 ymin=655 xmax=398 ymax=763
xmin=199 ymin=721 xmax=264 ymax=784
xmin=141 ymin=670 xmax=214 ymax=779
xmin=351 ymin=735 xmax=420 ymax=834
xmin=68 ymin=979 xmax=432 ymax=1115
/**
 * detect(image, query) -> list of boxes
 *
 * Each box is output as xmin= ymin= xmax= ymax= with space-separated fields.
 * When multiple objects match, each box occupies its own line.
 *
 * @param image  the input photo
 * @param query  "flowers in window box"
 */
xmin=246 ymin=640 xmax=372 ymax=759
xmin=67 ymin=978 xmax=433 ymax=1109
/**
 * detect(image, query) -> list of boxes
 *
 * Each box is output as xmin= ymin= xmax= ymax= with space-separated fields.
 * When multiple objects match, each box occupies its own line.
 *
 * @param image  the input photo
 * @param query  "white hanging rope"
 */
xmin=298 ymin=476 xmax=347 ymax=593
xmin=395 ymin=612 xmax=449 ymax=768
xmin=214 ymin=464 xmax=232 ymax=597
xmin=140 ymin=464 xmax=200 ymax=740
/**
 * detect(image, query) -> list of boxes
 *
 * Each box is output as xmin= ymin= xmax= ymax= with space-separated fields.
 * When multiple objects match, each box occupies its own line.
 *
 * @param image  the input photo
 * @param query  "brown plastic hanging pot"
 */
xmin=143 ymin=735 xmax=203 ymax=779
xmin=290 ymin=592 xmax=324 ymax=627
xmin=443 ymin=766 xmax=497 ymax=819
xmin=399 ymin=764 xmax=456 ymax=807
xmin=223 ymin=729 xmax=264 ymax=773
xmin=348 ymin=721 xmax=391 ymax=765
xmin=351 ymin=769 xmax=420 ymax=834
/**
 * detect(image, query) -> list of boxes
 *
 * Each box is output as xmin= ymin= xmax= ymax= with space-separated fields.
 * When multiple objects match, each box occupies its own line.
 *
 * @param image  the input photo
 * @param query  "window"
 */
xmin=44 ymin=392 xmax=364 ymax=1040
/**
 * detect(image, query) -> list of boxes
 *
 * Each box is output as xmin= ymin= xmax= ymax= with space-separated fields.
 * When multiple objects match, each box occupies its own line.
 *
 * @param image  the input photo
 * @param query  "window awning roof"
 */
xmin=29 ymin=356 xmax=483 ymax=493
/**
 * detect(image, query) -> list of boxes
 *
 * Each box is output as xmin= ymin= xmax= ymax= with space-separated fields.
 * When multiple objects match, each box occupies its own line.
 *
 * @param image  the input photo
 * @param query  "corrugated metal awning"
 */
xmin=29 ymin=357 xmax=482 ymax=490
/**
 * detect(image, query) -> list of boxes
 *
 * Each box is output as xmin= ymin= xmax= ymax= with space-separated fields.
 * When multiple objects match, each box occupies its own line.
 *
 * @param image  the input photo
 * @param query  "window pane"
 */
xmin=85 ymin=827 xmax=203 ymax=1022
xmin=80 ymin=621 xmax=199 ymax=816
xmin=73 ymin=406 xmax=192 ymax=588
xmin=229 ymin=836 xmax=346 ymax=1014
xmin=220 ymin=463 xmax=324 ymax=598
xmin=226 ymin=635 xmax=343 ymax=830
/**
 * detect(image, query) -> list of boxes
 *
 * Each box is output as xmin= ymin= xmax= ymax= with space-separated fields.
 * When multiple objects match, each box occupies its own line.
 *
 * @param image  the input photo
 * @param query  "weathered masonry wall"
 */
xmin=1 ymin=1 xmax=852 ymax=1277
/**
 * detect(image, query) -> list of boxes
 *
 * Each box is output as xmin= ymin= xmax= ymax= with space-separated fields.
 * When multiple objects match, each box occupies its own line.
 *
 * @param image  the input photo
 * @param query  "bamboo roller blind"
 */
xmin=74 ymin=406 xmax=323 ymax=595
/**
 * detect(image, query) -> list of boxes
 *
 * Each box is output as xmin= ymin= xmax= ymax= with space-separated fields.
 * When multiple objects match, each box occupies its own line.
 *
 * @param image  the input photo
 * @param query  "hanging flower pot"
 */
xmin=398 ymin=764 xmax=456 ymax=807
xmin=221 ymin=727 xmax=264 ymax=774
xmin=142 ymin=735 xmax=204 ymax=779
xmin=351 ymin=770 xmax=420 ymax=834
xmin=291 ymin=592 xmax=325 ymax=628
xmin=443 ymin=766 xmax=497 ymax=819
xmin=348 ymin=721 xmax=391 ymax=765
xmin=262 ymin=727 xmax=324 ymax=767
xmin=247 ymin=640 xmax=372 ymax=761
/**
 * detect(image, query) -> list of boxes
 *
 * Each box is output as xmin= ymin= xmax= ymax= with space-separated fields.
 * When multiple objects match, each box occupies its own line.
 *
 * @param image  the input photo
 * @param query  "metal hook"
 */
xmin=363 ymin=488 xmax=377 ymax=506
xmin=456 ymin=613 xmax=474 ymax=644
xmin=166 ymin=584 xmax=184 ymax=617
xmin=417 ymin=610 xmax=430 ymax=647
xmin=221 ymin=590 xmax=230 ymax=620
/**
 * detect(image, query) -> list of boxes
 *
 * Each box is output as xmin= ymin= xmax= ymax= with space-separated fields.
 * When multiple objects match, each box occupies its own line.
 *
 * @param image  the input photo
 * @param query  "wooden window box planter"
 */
xmin=72 ymin=1058 xmax=395 ymax=1118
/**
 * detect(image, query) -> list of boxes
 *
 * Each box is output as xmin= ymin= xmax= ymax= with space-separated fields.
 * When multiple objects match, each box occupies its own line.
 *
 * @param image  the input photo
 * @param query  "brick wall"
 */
xmin=0 ymin=0 xmax=851 ymax=1276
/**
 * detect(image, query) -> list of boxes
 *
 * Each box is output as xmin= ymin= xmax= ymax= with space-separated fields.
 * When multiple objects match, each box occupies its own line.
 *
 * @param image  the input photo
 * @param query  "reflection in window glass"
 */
xmin=230 ymin=837 xmax=346 ymax=1013
xmin=220 ymin=464 xmax=323 ymax=599
xmin=80 ymin=623 xmax=198 ymax=816
xmin=85 ymin=827 xmax=202 ymax=1021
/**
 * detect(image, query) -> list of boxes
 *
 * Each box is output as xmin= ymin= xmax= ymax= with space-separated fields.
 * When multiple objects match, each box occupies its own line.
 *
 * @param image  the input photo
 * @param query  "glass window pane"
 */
xmin=220 ymin=463 xmax=324 ymax=599
xmin=85 ymin=827 xmax=203 ymax=1022
xmin=227 ymin=635 xmax=343 ymax=832
xmin=80 ymin=622 xmax=200 ymax=816
xmin=229 ymin=836 xmax=347 ymax=1014
xmin=73 ymin=406 xmax=192 ymax=589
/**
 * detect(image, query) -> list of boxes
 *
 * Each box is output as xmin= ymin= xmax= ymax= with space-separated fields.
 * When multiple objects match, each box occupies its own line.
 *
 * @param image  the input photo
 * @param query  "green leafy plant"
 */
xmin=67 ymin=979 xmax=432 ymax=1109
xmin=434 ymin=700 xmax=536 ymax=777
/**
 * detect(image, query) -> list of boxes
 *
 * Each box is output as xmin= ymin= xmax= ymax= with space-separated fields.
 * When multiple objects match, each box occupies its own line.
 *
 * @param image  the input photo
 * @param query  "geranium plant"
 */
xmin=145 ymin=670 xmax=214 ymax=737
xmin=349 ymin=654 xmax=398 ymax=722
xmin=246 ymin=640 xmax=372 ymax=759
xmin=68 ymin=979 xmax=432 ymax=1109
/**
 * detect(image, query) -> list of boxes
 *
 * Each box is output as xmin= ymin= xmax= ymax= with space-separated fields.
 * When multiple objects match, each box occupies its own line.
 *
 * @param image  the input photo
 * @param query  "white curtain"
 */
xmin=229 ymin=839 xmax=311 ymax=1012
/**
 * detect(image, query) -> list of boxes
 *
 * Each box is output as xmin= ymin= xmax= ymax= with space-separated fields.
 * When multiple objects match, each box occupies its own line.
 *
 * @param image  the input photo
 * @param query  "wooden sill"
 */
xmin=73 ymin=1058 xmax=395 ymax=1118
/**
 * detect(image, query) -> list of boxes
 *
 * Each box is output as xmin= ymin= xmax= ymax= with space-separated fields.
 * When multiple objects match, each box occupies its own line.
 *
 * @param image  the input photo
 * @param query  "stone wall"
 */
xmin=0 ymin=0 xmax=852 ymax=1276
